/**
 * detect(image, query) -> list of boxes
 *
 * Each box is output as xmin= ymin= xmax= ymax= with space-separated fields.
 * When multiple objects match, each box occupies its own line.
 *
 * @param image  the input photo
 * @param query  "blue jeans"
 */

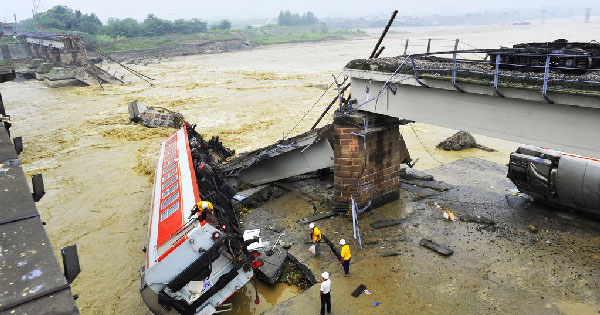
xmin=342 ymin=258 xmax=350 ymax=275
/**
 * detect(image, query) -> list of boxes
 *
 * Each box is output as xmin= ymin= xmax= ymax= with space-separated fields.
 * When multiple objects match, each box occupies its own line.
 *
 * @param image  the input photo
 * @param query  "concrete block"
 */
xmin=36 ymin=63 xmax=54 ymax=74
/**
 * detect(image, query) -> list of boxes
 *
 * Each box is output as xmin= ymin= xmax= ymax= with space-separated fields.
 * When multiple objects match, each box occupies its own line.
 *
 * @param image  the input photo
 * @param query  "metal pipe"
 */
xmin=494 ymin=54 xmax=504 ymax=97
xmin=369 ymin=10 xmax=398 ymax=59
xmin=374 ymin=46 xmax=385 ymax=58
xmin=310 ymin=83 xmax=350 ymax=130
xmin=410 ymin=56 xmax=429 ymax=88
xmin=542 ymin=55 xmax=553 ymax=104
xmin=403 ymin=39 xmax=409 ymax=56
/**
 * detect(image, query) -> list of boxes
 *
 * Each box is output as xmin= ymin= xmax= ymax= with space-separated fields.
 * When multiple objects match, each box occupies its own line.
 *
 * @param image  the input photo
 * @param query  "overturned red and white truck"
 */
xmin=140 ymin=124 xmax=261 ymax=315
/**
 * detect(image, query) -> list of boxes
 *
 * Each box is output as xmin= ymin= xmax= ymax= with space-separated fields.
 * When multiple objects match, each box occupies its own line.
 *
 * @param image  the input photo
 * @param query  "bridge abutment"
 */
xmin=333 ymin=111 xmax=410 ymax=211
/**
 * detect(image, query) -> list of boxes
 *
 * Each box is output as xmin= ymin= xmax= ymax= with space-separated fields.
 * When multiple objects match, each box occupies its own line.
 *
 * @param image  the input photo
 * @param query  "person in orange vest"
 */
xmin=309 ymin=223 xmax=322 ymax=256
xmin=339 ymin=239 xmax=351 ymax=277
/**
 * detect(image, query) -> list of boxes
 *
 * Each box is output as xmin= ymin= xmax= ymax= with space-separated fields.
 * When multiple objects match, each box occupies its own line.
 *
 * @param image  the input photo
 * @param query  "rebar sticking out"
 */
xmin=369 ymin=10 xmax=398 ymax=59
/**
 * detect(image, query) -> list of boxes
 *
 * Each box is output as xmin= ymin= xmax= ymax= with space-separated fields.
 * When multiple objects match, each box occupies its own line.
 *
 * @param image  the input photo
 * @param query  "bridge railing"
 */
xmin=407 ymin=50 xmax=599 ymax=104
xmin=351 ymin=49 xmax=600 ymax=111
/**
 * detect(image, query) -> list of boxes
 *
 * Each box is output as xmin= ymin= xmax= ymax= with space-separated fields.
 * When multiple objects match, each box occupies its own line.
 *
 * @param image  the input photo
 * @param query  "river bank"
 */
xmin=1 ymin=19 xmax=599 ymax=314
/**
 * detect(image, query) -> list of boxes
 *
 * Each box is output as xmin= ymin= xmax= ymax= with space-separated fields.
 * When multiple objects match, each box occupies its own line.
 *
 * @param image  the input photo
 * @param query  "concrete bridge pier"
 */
xmin=332 ymin=111 xmax=411 ymax=211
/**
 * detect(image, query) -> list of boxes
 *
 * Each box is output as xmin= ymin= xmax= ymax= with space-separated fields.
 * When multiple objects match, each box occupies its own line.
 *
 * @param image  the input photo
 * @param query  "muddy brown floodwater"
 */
xmin=1 ymin=18 xmax=599 ymax=314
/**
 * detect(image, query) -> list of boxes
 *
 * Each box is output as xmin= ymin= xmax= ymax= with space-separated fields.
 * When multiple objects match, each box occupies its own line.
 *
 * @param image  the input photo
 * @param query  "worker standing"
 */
xmin=309 ymin=223 xmax=322 ymax=256
xmin=317 ymin=272 xmax=331 ymax=315
xmin=339 ymin=239 xmax=351 ymax=277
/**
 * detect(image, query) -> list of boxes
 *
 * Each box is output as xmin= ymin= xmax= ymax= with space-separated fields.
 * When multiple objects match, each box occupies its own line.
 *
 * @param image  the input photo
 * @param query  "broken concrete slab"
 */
xmin=420 ymin=239 xmax=453 ymax=256
xmin=73 ymin=65 xmax=123 ymax=85
xmin=400 ymin=167 xmax=434 ymax=181
xmin=232 ymin=185 xmax=269 ymax=208
xmin=27 ymin=59 xmax=43 ymax=69
xmin=45 ymin=67 xmax=76 ymax=81
xmin=286 ymin=253 xmax=317 ymax=286
xmin=403 ymin=179 xmax=454 ymax=192
xmin=218 ymin=124 xmax=334 ymax=186
xmin=370 ymin=218 xmax=405 ymax=229
xmin=322 ymin=235 xmax=342 ymax=261
xmin=351 ymin=284 xmax=367 ymax=297
xmin=437 ymin=131 xmax=494 ymax=152
xmin=127 ymin=100 xmax=185 ymax=128
xmin=36 ymin=62 xmax=54 ymax=74
xmin=401 ymin=181 xmax=443 ymax=200
xmin=256 ymin=245 xmax=288 ymax=285
xmin=301 ymin=210 xmax=336 ymax=223
xmin=44 ymin=78 xmax=82 ymax=88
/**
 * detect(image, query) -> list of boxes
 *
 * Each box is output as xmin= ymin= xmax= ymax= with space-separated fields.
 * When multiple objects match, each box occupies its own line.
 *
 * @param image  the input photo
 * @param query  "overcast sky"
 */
xmin=2 ymin=0 xmax=598 ymax=23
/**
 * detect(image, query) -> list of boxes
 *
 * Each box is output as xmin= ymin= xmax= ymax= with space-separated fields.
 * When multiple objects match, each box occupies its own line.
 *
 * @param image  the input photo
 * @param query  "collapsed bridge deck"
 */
xmin=344 ymin=50 xmax=600 ymax=158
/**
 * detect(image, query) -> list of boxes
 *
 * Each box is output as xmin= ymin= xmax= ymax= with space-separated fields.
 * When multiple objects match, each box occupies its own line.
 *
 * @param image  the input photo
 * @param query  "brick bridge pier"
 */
xmin=332 ymin=111 xmax=411 ymax=211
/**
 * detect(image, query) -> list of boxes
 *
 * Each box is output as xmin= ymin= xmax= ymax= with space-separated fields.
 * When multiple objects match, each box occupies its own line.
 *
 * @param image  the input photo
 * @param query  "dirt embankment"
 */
xmin=89 ymin=40 xmax=255 ymax=65
xmin=88 ymin=25 xmax=357 ymax=65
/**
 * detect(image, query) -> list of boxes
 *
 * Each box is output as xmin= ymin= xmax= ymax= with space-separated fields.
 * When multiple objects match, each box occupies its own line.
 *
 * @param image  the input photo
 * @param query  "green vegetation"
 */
xmin=210 ymin=20 xmax=231 ymax=31
xmin=20 ymin=5 xmax=102 ymax=34
xmin=17 ymin=5 xmax=226 ymax=37
xmin=277 ymin=11 xmax=318 ymax=26
xmin=251 ymin=29 xmax=362 ymax=45
xmin=0 ymin=60 xmax=13 ymax=68
xmin=15 ymin=5 xmax=364 ymax=53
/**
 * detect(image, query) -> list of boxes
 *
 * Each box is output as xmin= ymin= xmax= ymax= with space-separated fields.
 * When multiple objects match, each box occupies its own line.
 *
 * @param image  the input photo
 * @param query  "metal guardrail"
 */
xmin=350 ymin=49 xmax=600 ymax=111
xmin=405 ymin=49 xmax=600 ymax=104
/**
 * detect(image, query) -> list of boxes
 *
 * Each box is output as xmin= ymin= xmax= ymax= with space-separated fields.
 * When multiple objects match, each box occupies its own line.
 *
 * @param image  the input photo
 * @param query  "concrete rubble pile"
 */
xmin=127 ymin=100 xmax=185 ymax=129
xmin=437 ymin=131 xmax=494 ymax=152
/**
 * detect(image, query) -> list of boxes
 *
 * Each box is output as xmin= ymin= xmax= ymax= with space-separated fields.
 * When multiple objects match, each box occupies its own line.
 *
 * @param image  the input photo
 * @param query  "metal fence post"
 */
xmin=452 ymin=52 xmax=464 ymax=92
xmin=494 ymin=54 xmax=504 ymax=97
xmin=542 ymin=54 xmax=554 ymax=103
xmin=410 ymin=56 xmax=429 ymax=88
xmin=454 ymin=39 xmax=460 ymax=50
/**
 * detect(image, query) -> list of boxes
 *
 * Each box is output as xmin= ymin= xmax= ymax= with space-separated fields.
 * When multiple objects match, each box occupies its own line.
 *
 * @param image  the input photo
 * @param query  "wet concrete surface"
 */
xmin=259 ymin=157 xmax=600 ymax=315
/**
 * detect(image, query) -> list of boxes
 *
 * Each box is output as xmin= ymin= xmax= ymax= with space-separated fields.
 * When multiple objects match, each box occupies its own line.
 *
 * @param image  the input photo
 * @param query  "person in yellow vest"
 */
xmin=309 ymin=223 xmax=322 ymax=255
xmin=339 ymin=239 xmax=351 ymax=277
xmin=190 ymin=200 xmax=213 ymax=219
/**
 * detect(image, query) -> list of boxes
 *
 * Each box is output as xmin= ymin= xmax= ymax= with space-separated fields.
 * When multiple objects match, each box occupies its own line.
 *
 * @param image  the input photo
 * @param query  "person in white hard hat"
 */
xmin=190 ymin=200 xmax=213 ymax=220
xmin=309 ymin=223 xmax=322 ymax=256
xmin=339 ymin=239 xmax=351 ymax=277
xmin=317 ymin=271 xmax=331 ymax=315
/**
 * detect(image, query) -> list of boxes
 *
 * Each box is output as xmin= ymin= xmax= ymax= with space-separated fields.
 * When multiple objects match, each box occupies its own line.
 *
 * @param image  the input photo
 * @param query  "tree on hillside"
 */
xmin=24 ymin=5 xmax=102 ymax=34
xmin=104 ymin=18 xmax=140 ymax=37
xmin=210 ymin=19 xmax=231 ymax=30
xmin=277 ymin=11 xmax=318 ymax=26
xmin=141 ymin=14 xmax=173 ymax=36
xmin=17 ymin=5 xmax=211 ymax=37
xmin=75 ymin=11 xmax=102 ymax=34
xmin=172 ymin=18 xmax=207 ymax=34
